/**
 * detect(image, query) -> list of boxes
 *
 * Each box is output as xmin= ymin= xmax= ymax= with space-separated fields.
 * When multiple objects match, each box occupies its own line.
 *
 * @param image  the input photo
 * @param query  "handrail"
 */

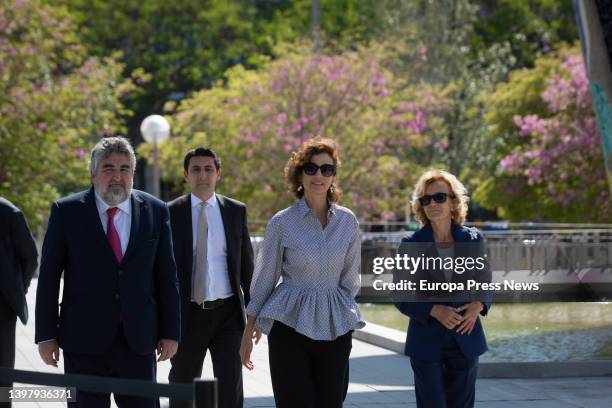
xmin=0 ymin=368 xmax=216 ymax=407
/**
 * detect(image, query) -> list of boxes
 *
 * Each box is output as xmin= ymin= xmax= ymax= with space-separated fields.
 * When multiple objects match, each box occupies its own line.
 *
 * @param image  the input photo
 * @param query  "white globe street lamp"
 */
xmin=140 ymin=115 xmax=170 ymax=197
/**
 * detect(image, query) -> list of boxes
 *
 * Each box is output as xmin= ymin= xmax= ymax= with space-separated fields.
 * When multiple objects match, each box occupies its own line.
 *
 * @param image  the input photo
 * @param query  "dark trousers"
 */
xmin=169 ymin=299 xmax=243 ymax=408
xmin=63 ymin=325 xmax=157 ymax=408
xmin=0 ymin=297 xmax=16 ymax=408
xmin=268 ymin=321 xmax=352 ymax=408
xmin=410 ymin=332 xmax=478 ymax=408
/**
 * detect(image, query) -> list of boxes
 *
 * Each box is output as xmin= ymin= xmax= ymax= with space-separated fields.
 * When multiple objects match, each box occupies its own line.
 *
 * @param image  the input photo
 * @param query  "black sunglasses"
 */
xmin=419 ymin=192 xmax=454 ymax=206
xmin=303 ymin=163 xmax=336 ymax=177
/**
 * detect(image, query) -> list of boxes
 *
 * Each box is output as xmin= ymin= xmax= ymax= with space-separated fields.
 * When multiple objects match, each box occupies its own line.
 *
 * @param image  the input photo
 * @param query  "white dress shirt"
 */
xmin=190 ymin=193 xmax=233 ymax=301
xmin=95 ymin=191 xmax=131 ymax=256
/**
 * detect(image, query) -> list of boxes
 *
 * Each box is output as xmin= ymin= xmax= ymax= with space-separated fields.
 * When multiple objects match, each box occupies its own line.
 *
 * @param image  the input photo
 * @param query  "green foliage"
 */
xmin=42 ymin=2 xmax=276 ymax=116
xmin=371 ymin=0 xmax=514 ymax=188
xmin=471 ymin=0 xmax=577 ymax=67
xmin=260 ymin=0 xmax=388 ymax=45
xmin=0 ymin=0 xmax=139 ymax=228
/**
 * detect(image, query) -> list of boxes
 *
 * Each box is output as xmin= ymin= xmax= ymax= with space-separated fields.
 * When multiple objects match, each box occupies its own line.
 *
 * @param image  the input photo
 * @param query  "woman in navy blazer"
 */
xmin=395 ymin=170 xmax=491 ymax=408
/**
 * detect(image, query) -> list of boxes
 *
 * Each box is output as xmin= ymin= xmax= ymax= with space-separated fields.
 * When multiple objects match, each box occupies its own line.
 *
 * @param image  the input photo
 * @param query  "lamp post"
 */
xmin=140 ymin=115 xmax=170 ymax=198
xmin=312 ymin=0 xmax=320 ymax=54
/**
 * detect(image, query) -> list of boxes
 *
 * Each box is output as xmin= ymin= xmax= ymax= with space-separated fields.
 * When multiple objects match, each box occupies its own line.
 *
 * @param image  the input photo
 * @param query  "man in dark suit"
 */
xmin=35 ymin=137 xmax=180 ymax=408
xmin=0 ymin=197 xmax=38 ymax=408
xmin=168 ymin=147 xmax=254 ymax=408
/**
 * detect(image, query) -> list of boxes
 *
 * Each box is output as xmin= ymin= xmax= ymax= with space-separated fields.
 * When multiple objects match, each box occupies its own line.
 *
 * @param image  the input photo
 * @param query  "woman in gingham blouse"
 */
xmin=240 ymin=137 xmax=364 ymax=408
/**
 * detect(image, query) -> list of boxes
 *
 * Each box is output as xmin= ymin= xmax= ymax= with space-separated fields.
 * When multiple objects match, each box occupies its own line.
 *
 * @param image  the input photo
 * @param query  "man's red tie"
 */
xmin=107 ymin=207 xmax=123 ymax=264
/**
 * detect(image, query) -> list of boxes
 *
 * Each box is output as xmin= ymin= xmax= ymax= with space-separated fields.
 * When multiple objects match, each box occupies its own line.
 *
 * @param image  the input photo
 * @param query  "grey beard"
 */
xmin=99 ymin=186 xmax=130 ymax=206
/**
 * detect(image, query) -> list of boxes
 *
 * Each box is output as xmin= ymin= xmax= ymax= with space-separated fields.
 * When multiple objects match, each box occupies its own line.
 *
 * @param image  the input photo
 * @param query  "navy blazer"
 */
xmin=35 ymin=187 xmax=181 ymax=355
xmin=394 ymin=223 xmax=492 ymax=361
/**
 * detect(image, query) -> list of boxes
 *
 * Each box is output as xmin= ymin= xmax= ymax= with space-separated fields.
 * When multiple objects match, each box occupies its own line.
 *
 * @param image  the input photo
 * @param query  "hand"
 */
xmin=239 ymin=332 xmax=254 ymax=370
xmin=240 ymin=322 xmax=261 ymax=370
xmin=38 ymin=340 xmax=60 ymax=367
xmin=253 ymin=328 xmax=262 ymax=344
xmin=430 ymin=304 xmax=462 ymax=330
xmin=157 ymin=339 xmax=178 ymax=362
xmin=455 ymin=302 xmax=484 ymax=335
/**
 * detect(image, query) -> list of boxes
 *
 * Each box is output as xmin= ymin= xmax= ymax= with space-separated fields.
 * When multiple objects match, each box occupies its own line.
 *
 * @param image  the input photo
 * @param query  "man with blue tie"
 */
xmin=35 ymin=137 xmax=181 ymax=408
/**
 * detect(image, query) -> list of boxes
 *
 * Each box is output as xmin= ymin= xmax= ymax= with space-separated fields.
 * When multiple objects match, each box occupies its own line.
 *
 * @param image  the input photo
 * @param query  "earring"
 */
xmin=329 ymin=184 xmax=335 ymax=193
xmin=297 ymin=185 xmax=303 ymax=192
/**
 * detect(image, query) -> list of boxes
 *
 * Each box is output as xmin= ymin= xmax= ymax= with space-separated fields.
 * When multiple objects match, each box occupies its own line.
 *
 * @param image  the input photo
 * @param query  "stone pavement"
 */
xmin=8 ymin=280 xmax=612 ymax=407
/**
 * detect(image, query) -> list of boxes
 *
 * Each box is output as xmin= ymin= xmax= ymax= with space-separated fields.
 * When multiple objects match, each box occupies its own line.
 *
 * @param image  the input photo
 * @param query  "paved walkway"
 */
xmin=9 ymin=280 xmax=612 ymax=407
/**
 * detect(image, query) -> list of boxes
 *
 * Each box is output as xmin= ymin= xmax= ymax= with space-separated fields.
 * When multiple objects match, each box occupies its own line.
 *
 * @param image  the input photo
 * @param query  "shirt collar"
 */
xmin=297 ymin=196 xmax=336 ymax=218
xmin=191 ymin=192 xmax=217 ymax=209
xmin=94 ymin=190 xmax=131 ymax=217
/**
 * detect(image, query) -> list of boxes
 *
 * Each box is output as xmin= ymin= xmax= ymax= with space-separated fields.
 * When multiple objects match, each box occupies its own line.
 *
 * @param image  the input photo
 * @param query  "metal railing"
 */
xmin=0 ymin=368 xmax=217 ymax=407
xmin=247 ymin=220 xmax=612 ymax=234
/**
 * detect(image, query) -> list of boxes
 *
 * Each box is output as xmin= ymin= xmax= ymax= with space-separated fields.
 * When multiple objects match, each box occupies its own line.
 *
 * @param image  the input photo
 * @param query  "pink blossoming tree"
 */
xmin=145 ymin=42 xmax=450 ymax=224
xmin=475 ymin=47 xmax=610 ymax=222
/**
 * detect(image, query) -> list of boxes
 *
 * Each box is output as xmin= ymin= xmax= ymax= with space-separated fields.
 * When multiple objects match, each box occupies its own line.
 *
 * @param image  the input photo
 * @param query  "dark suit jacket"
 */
xmin=395 ymin=223 xmax=492 ymax=361
xmin=35 ymin=187 xmax=180 ymax=355
xmin=167 ymin=194 xmax=254 ymax=333
xmin=0 ymin=197 xmax=38 ymax=324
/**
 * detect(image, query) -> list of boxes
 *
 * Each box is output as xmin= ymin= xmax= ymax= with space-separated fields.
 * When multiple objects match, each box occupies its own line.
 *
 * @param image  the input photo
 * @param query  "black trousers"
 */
xmin=63 ymin=325 xmax=157 ymax=408
xmin=0 ymin=296 xmax=16 ymax=408
xmin=268 ymin=321 xmax=352 ymax=408
xmin=410 ymin=332 xmax=478 ymax=408
xmin=169 ymin=299 xmax=243 ymax=408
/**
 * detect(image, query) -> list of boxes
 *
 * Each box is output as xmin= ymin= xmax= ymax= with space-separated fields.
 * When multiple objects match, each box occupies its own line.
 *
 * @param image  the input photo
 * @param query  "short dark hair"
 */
xmin=183 ymin=147 xmax=221 ymax=171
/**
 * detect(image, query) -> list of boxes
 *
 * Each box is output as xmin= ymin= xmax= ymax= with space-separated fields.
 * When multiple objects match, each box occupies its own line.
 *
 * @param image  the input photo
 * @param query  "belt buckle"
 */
xmin=201 ymin=299 xmax=219 ymax=310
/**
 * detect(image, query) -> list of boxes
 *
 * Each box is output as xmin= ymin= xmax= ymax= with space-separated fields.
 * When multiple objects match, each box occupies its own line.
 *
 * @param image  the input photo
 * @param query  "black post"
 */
xmin=312 ymin=0 xmax=320 ymax=54
xmin=193 ymin=378 xmax=218 ymax=408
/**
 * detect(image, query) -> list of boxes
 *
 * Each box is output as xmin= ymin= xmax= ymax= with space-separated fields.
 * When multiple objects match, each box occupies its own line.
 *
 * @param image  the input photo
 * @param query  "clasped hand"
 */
xmin=430 ymin=302 xmax=483 ymax=335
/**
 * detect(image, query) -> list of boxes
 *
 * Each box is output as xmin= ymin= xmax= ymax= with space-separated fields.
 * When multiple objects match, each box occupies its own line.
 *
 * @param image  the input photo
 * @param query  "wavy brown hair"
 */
xmin=284 ymin=137 xmax=342 ymax=202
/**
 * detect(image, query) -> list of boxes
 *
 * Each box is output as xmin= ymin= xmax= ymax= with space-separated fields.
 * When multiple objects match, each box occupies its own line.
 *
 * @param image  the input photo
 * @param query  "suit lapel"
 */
xmin=84 ymin=187 xmax=120 ymax=266
xmin=451 ymin=223 xmax=462 ymax=242
xmin=419 ymin=224 xmax=434 ymax=242
xmin=418 ymin=224 xmax=451 ymax=283
xmin=217 ymin=195 xmax=235 ymax=259
xmin=217 ymin=195 xmax=240 ymax=292
xmin=122 ymin=191 xmax=144 ymax=265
